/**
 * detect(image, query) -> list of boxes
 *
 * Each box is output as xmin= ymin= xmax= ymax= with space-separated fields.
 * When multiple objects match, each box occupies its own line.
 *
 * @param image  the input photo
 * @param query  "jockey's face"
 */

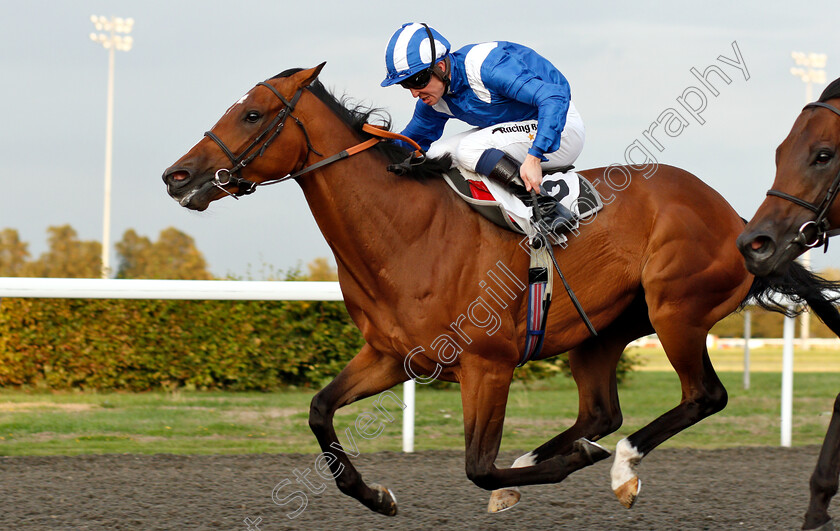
xmin=408 ymin=62 xmax=446 ymax=106
xmin=410 ymin=75 xmax=445 ymax=106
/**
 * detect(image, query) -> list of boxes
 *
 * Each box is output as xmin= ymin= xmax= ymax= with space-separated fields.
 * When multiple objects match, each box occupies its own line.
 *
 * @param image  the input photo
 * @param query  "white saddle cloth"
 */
xmin=458 ymin=166 xmax=585 ymax=244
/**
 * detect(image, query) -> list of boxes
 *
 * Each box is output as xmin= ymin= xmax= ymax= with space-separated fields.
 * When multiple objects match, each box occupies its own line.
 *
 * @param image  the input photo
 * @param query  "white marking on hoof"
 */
xmin=487 ymin=487 xmax=521 ymax=513
xmin=611 ymin=438 xmax=643 ymax=508
xmin=487 ymin=451 xmax=534 ymax=513
xmin=615 ymin=477 xmax=642 ymax=509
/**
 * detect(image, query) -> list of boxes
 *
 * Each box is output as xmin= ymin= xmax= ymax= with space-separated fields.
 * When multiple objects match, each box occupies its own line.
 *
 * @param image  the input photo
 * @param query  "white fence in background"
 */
xmin=0 ymin=277 xmax=344 ymax=301
xmin=0 ymin=278 xmax=830 ymax=449
xmin=0 ymin=277 xmax=416 ymax=453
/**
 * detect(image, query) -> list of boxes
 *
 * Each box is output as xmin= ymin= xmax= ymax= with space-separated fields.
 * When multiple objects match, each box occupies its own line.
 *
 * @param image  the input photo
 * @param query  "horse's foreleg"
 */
xmin=803 ymin=392 xmax=840 ymax=530
xmin=610 ymin=327 xmax=727 ymax=509
xmin=460 ymin=356 xmax=600 ymax=494
xmin=308 ymin=344 xmax=408 ymax=516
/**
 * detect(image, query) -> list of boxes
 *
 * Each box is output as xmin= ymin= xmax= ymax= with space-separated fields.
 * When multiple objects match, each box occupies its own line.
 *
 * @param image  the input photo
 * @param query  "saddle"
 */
xmin=442 ymin=167 xmax=603 ymax=243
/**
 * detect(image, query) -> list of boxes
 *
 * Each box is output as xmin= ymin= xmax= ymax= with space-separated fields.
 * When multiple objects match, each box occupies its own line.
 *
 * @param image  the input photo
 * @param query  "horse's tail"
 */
xmin=745 ymin=261 xmax=840 ymax=336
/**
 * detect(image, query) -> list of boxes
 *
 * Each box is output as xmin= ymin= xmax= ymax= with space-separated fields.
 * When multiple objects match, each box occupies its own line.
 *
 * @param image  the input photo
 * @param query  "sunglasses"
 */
xmin=399 ymin=68 xmax=433 ymax=90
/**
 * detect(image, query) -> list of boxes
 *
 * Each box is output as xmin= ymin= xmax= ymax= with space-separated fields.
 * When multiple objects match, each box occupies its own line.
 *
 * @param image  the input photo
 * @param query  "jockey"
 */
xmin=381 ymin=22 xmax=585 ymax=229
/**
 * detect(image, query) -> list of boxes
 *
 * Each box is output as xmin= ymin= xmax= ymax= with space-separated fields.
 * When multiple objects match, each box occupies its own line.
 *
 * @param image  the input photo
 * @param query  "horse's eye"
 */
xmin=244 ymin=111 xmax=262 ymax=123
xmin=816 ymin=150 xmax=834 ymax=165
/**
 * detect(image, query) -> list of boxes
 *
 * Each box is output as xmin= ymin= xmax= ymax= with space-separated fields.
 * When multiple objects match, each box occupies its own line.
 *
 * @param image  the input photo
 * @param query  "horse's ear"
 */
xmin=292 ymin=62 xmax=327 ymax=88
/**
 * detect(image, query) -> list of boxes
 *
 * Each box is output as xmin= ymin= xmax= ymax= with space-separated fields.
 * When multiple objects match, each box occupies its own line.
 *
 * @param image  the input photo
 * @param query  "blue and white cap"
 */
xmin=381 ymin=23 xmax=451 ymax=87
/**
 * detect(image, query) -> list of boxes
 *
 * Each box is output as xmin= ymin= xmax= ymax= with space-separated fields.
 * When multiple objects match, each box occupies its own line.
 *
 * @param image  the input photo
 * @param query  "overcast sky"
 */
xmin=2 ymin=1 xmax=839 ymax=278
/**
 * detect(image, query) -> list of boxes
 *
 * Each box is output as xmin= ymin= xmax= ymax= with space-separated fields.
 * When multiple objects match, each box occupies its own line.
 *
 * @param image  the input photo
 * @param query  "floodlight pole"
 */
xmin=90 ymin=16 xmax=134 ymax=278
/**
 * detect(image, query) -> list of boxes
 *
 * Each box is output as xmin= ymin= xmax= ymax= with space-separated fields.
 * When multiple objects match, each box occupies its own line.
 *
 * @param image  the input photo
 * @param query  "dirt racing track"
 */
xmin=0 ymin=446 xmax=825 ymax=530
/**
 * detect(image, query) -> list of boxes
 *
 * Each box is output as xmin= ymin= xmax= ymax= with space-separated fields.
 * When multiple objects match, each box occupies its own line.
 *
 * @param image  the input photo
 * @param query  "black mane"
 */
xmin=271 ymin=69 xmax=450 ymax=180
xmin=818 ymin=76 xmax=840 ymax=103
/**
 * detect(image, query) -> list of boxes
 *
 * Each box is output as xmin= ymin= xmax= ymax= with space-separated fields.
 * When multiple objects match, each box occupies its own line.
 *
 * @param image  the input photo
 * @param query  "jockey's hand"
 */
xmin=520 ymin=154 xmax=544 ymax=193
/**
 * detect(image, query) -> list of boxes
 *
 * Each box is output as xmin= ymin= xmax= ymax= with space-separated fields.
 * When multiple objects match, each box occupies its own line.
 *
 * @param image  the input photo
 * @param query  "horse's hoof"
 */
xmin=807 ymin=518 xmax=836 ymax=531
xmin=574 ymin=438 xmax=611 ymax=464
xmin=370 ymin=483 xmax=398 ymax=516
xmin=614 ymin=477 xmax=641 ymax=509
xmin=487 ymin=487 xmax=521 ymax=513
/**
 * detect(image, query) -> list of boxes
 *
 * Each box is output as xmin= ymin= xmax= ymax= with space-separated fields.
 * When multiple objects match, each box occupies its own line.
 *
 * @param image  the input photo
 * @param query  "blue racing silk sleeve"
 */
xmin=398 ymin=100 xmax=450 ymax=152
xmin=481 ymin=48 xmax=571 ymax=160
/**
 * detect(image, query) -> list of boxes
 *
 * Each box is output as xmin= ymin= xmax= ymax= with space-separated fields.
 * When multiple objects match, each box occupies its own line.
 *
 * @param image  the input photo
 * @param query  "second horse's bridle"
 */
xmin=765 ymin=101 xmax=840 ymax=250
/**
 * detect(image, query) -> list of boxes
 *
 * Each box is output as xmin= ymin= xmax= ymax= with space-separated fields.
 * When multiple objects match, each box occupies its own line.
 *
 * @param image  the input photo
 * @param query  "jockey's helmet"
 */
xmin=381 ymin=23 xmax=450 ymax=88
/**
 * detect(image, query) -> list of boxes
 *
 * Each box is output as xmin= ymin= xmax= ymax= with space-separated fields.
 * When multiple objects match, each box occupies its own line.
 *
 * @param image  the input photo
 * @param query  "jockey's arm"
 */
xmin=398 ymin=100 xmax=449 ymax=152
xmin=484 ymin=58 xmax=571 ymax=194
xmin=512 ymin=79 xmax=570 ymax=194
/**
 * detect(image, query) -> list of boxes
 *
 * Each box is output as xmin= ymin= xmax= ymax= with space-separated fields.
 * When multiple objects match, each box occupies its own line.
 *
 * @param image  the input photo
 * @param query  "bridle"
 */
xmin=204 ymin=82 xmax=321 ymax=199
xmin=765 ymin=101 xmax=840 ymax=251
xmin=203 ymin=79 xmax=424 ymax=199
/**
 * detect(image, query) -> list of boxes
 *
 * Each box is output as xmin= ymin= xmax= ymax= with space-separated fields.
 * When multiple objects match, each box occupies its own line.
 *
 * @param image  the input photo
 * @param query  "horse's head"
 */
xmin=737 ymin=94 xmax=840 ymax=276
xmin=162 ymin=64 xmax=325 ymax=211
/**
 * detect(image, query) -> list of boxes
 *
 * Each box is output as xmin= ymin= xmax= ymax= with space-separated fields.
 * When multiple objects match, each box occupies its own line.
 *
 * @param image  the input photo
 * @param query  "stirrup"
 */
xmin=534 ymin=196 xmax=575 ymax=232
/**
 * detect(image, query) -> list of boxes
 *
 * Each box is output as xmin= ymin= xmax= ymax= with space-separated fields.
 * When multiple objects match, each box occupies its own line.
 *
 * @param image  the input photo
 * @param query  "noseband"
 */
xmin=765 ymin=101 xmax=840 ymax=250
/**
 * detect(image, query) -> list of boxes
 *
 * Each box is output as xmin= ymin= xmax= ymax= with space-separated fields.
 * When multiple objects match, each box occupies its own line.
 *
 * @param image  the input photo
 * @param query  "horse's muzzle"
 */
xmin=162 ymin=165 xmax=192 ymax=189
xmin=162 ymin=165 xmax=212 ymax=210
xmin=736 ymin=225 xmax=811 ymax=277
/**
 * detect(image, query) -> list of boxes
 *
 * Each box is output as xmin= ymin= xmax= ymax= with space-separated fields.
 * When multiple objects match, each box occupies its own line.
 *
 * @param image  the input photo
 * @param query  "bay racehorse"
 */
xmin=164 ymin=65 xmax=840 ymax=517
xmin=739 ymin=76 xmax=840 ymax=531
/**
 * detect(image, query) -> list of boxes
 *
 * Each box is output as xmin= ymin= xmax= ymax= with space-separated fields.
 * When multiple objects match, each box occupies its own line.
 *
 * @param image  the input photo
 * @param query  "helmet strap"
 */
xmin=432 ymin=57 xmax=451 ymax=94
xmin=420 ymin=24 xmax=450 ymax=93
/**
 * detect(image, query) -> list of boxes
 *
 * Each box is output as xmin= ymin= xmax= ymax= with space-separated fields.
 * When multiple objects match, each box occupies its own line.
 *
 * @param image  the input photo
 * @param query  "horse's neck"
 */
xmin=296 ymin=128 xmax=449 ymax=290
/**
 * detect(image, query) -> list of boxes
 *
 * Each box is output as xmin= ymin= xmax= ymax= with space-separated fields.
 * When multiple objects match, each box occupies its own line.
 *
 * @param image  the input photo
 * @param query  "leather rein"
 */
xmin=765 ymin=101 xmax=840 ymax=251
xmin=203 ymin=80 xmax=424 ymax=200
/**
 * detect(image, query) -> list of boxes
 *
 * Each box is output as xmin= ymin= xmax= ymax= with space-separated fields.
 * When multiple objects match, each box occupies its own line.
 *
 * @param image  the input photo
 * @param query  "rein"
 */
xmin=765 ymin=101 xmax=840 ymax=251
xmin=204 ymin=81 xmax=425 ymax=200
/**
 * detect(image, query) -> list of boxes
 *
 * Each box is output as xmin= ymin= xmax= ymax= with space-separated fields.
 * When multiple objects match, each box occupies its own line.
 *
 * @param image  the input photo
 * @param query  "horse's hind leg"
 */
xmin=610 ymin=325 xmax=727 ymax=508
xmin=308 ymin=344 xmax=408 ymax=516
xmin=488 ymin=296 xmax=651 ymax=512
xmin=459 ymin=355 xmax=600 ymax=493
xmin=804 ymin=392 xmax=840 ymax=530
xmin=487 ymin=337 xmax=621 ymax=512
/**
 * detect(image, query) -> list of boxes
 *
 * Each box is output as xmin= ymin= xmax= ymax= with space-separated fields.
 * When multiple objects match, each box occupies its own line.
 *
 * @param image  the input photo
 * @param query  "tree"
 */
xmin=23 ymin=225 xmax=101 ymax=278
xmin=115 ymin=227 xmax=212 ymax=280
xmin=0 ymin=228 xmax=30 ymax=276
xmin=306 ymin=257 xmax=338 ymax=280
xmin=114 ymin=229 xmax=153 ymax=278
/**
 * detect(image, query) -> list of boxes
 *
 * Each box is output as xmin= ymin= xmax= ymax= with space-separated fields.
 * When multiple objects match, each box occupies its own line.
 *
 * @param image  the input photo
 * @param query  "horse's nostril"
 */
xmin=163 ymin=167 xmax=191 ymax=185
xmin=738 ymin=233 xmax=776 ymax=260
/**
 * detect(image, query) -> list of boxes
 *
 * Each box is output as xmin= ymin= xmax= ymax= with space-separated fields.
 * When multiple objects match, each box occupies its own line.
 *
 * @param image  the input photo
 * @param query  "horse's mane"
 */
xmin=271 ymin=69 xmax=450 ymax=180
xmin=818 ymin=76 xmax=840 ymax=103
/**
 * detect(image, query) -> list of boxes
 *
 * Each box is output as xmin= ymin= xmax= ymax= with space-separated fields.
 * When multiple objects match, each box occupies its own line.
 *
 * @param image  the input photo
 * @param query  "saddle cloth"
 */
xmin=442 ymin=167 xmax=603 ymax=244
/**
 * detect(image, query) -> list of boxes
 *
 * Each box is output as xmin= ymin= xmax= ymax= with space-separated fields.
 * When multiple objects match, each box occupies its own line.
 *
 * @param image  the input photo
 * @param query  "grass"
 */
xmin=635 ymin=346 xmax=840 ymax=372
xmin=1 ymin=347 xmax=839 ymax=457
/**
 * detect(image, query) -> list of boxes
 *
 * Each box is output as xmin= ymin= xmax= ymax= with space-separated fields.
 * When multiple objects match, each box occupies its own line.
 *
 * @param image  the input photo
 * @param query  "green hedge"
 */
xmin=0 ymin=298 xmax=363 ymax=391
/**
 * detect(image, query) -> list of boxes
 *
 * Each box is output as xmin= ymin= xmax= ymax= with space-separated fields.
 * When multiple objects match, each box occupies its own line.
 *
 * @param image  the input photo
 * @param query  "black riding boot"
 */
xmin=479 ymin=151 xmax=575 ymax=232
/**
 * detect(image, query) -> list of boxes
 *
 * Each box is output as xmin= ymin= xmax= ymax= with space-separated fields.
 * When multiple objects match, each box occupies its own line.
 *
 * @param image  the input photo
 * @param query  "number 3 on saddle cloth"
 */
xmin=442 ymin=166 xmax=604 ymax=365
